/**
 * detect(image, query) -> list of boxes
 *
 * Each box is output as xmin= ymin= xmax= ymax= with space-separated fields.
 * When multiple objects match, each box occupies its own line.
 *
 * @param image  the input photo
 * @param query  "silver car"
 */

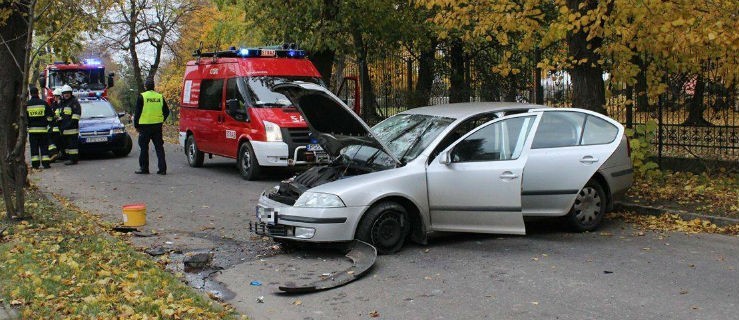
xmin=253 ymin=82 xmax=633 ymax=254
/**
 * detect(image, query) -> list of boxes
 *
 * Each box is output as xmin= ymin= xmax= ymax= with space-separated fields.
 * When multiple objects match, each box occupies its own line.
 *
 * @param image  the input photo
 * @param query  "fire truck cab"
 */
xmin=39 ymin=59 xmax=115 ymax=103
xmin=179 ymin=46 xmax=348 ymax=180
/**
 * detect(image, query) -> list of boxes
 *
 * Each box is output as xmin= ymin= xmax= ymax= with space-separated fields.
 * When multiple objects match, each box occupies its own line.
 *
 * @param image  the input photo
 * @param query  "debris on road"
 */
xmin=278 ymin=240 xmax=377 ymax=293
xmin=256 ymin=296 xmax=264 ymax=303
xmin=184 ymin=252 xmax=213 ymax=271
xmin=250 ymin=280 xmax=262 ymax=286
xmin=145 ymin=247 xmax=170 ymax=256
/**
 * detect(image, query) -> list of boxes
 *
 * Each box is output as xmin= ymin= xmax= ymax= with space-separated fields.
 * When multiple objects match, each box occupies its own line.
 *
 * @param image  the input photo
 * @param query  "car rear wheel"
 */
xmin=185 ymin=135 xmax=204 ymax=167
xmin=355 ymin=201 xmax=409 ymax=255
xmin=238 ymin=142 xmax=261 ymax=180
xmin=566 ymin=179 xmax=606 ymax=232
xmin=112 ymin=134 xmax=133 ymax=157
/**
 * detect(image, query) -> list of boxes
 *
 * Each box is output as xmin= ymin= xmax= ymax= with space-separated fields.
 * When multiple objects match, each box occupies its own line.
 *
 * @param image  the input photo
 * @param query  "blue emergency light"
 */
xmin=84 ymin=59 xmax=101 ymax=65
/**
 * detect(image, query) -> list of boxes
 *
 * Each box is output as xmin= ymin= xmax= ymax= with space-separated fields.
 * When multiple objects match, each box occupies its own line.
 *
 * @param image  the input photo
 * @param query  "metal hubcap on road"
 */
xmin=574 ymin=187 xmax=601 ymax=225
xmin=372 ymin=213 xmax=401 ymax=248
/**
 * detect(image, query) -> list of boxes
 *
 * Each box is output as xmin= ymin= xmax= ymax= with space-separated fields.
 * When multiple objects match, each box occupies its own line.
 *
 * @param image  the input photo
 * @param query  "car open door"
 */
xmin=426 ymin=113 xmax=540 ymax=234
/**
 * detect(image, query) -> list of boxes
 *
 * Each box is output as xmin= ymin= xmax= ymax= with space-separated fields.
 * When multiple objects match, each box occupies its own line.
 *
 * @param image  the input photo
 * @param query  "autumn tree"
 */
xmin=101 ymin=0 xmax=200 ymax=92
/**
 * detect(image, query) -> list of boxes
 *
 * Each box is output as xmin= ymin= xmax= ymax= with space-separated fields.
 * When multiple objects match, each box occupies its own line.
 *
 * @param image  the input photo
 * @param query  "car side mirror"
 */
xmin=107 ymin=73 xmax=115 ymax=88
xmin=117 ymin=112 xmax=126 ymax=118
xmin=438 ymin=150 xmax=451 ymax=165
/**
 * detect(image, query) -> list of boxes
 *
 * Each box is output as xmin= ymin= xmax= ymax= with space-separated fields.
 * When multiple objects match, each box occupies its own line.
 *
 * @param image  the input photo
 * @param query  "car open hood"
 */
xmin=272 ymin=82 xmax=401 ymax=165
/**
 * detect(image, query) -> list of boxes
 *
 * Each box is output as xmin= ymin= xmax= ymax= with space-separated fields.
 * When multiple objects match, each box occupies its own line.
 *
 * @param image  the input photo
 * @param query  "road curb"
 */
xmin=615 ymin=202 xmax=739 ymax=227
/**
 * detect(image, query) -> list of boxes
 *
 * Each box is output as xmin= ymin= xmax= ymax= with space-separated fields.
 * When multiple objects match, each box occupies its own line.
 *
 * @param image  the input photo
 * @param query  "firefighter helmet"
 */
xmin=61 ymin=85 xmax=73 ymax=93
xmin=53 ymin=88 xmax=63 ymax=96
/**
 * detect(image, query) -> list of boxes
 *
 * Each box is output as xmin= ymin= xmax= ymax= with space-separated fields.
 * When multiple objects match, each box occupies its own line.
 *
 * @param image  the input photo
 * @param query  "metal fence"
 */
xmin=340 ymin=49 xmax=738 ymax=162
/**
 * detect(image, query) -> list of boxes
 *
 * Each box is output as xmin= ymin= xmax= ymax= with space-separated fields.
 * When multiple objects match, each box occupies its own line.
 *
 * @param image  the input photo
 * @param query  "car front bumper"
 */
xmin=251 ymin=192 xmax=366 ymax=242
xmin=79 ymin=132 xmax=130 ymax=152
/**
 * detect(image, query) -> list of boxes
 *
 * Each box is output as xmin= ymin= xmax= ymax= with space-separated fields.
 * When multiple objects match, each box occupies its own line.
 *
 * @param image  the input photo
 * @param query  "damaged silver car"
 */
xmin=252 ymin=82 xmax=633 ymax=254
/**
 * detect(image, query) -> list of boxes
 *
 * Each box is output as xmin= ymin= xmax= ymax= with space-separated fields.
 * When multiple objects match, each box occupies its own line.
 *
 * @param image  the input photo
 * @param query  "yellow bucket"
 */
xmin=122 ymin=203 xmax=146 ymax=227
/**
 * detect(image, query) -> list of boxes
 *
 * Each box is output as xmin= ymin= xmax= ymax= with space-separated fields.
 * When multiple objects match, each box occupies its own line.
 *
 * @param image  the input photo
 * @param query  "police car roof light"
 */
xmin=84 ymin=59 xmax=101 ymax=65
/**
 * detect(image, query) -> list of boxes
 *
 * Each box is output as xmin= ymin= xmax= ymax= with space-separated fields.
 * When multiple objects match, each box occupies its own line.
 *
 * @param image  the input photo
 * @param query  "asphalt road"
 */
xmin=33 ymin=141 xmax=739 ymax=319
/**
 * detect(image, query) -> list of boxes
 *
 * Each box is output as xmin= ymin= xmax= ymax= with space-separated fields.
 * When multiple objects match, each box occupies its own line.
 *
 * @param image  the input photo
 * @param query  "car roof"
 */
xmin=400 ymin=102 xmax=548 ymax=118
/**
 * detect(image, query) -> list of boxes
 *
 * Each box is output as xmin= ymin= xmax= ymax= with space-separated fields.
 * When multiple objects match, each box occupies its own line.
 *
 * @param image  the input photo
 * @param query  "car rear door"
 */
xmin=522 ymin=110 xmax=623 ymax=216
xmin=426 ymin=113 xmax=540 ymax=235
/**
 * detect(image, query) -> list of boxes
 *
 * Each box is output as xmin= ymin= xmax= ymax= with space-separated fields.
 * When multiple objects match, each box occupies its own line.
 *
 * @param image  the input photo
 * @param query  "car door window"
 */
xmin=198 ymin=79 xmax=223 ymax=111
xmin=531 ymin=111 xmax=586 ymax=149
xmin=429 ymin=113 xmax=498 ymax=162
xmin=451 ymin=116 xmax=535 ymax=162
xmin=581 ymin=115 xmax=618 ymax=145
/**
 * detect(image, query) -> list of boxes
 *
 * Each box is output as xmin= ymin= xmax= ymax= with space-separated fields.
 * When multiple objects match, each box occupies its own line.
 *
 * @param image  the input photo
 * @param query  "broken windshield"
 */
xmin=49 ymin=68 xmax=106 ymax=90
xmin=240 ymin=76 xmax=323 ymax=107
xmin=339 ymin=114 xmax=454 ymax=169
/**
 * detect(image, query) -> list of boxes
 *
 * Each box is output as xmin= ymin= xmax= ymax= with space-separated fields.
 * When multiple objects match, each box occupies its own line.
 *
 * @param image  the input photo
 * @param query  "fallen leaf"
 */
xmin=369 ymin=310 xmax=380 ymax=318
xmin=292 ymin=299 xmax=302 ymax=306
xmin=531 ymin=301 xmax=539 ymax=305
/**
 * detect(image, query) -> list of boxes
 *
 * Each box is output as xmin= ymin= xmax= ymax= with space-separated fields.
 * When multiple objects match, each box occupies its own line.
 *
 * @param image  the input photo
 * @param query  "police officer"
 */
xmin=134 ymin=77 xmax=169 ymax=175
xmin=48 ymin=88 xmax=63 ymax=161
xmin=59 ymin=85 xmax=81 ymax=165
xmin=26 ymin=87 xmax=53 ymax=169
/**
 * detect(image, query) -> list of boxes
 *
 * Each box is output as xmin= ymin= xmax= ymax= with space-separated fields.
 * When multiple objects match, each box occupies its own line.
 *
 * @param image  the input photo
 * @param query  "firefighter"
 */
xmin=134 ymin=77 xmax=169 ymax=175
xmin=59 ymin=85 xmax=81 ymax=165
xmin=26 ymin=87 xmax=53 ymax=169
xmin=48 ymin=88 xmax=63 ymax=161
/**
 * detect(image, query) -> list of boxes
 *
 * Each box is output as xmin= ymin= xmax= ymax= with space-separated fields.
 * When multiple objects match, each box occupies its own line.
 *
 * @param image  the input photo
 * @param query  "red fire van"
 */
xmin=178 ymin=46 xmax=357 ymax=180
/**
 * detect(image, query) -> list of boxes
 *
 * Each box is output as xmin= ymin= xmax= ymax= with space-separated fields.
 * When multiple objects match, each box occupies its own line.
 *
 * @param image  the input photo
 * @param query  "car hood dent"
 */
xmin=272 ymin=82 xmax=401 ymax=166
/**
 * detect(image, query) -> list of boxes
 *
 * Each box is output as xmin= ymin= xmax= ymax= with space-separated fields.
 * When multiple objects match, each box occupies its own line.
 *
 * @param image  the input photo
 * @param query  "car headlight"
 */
xmin=111 ymin=127 xmax=125 ymax=134
xmin=294 ymin=192 xmax=345 ymax=208
xmin=263 ymin=121 xmax=282 ymax=142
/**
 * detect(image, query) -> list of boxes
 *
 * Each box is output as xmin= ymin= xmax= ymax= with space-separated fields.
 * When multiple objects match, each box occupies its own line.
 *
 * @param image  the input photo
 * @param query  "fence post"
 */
xmin=657 ymin=92 xmax=664 ymax=168
xmin=626 ymin=99 xmax=633 ymax=129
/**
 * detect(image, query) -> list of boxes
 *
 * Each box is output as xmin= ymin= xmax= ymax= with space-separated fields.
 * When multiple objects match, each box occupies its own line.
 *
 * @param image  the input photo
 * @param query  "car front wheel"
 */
xmin=185 ymin=135 xmax=204 ymax=167
xmin=112 ymin=134 xmax=133 ymax=157
xmin=355 ymin=201 xmax=409 ymax=255
xmin=566 ymin=179 xmax=606 ymax=232
xmin=238 ymin=142 xmax=261 ymax=180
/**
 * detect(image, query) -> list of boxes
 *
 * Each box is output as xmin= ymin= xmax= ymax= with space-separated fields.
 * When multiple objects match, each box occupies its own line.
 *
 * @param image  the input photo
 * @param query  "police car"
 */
xmin=78 ymin=97 xmax=132 ymax=157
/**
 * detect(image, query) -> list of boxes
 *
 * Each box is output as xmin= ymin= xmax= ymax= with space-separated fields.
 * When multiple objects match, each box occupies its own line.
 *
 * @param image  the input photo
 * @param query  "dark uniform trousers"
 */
xmin=29 ymin=133 xmax=50 ymax=168
xmin=138 ymin=124 xmax=166 ymax=172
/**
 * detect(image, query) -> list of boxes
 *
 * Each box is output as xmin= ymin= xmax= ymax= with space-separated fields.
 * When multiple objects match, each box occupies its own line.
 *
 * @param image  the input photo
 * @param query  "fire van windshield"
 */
xmin=243 ymin=76 xmax=323 ymax=108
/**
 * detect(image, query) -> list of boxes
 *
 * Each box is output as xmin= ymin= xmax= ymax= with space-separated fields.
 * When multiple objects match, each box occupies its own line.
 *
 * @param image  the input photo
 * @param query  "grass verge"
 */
xmin=625 ymin=170 xmax=739 ymax=219
xmin=0 ymin=187 xmax=242 ymax=319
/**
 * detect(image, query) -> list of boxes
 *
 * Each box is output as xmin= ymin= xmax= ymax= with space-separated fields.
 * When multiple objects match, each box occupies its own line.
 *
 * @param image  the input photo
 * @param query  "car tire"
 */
xmin=185 ymin=134 xmax=204 ymax=168
xmin=112 ymin=134 xmax=133 ymax=157
xmin=355 ymin=201 xmax=409 ymax=255
xmin=238 ymin=142 xmax=261 ymax=181
xmin=566 ymin=179 xmax=607 ymax=232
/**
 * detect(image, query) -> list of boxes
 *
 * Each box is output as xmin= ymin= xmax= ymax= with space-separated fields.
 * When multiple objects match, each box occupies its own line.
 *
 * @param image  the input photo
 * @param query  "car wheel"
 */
xmin=185 ymin=134 xmax=204 ymax=167
xmin=355 ymin=201 xmax=409 ymax=255
xmin=566 ymin=179 xmax=606 ymax=232
xmin=112 ymin=134 xmax=133 ymax=157
xmin=238 ymin=142 xmax=261 ymax=180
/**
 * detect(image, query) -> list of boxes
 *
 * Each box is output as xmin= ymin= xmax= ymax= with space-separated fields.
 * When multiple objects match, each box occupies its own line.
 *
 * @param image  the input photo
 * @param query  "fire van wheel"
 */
xmin=185 ymin=135 xmax=204 ymax=167
xmin=238 ymin=142 xmax=261 ymax=181
xmin=355 ymin=201 xmax=409 ymax=255
xmin=566 ymin=179 xmax=607 ymax=232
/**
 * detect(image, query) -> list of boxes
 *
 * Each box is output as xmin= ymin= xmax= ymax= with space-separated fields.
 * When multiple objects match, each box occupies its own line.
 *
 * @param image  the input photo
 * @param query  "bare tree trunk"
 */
xmin=413 ymin=38 xmax=436 ymax=107
xmin=566 ymin=0 xmax=608 ymax=115
xmin=533 ymin=48 xmax=543 ymax=104
xmin=311 ymin=49 xmax=336 ymax=86
xmin=0 ymin=0 xmax=33 ymax=219
xmin=352 ymin=29 xmax=379 ymax=122
xmin=684 ymin=72 xmax=711 ymax=126
xmin=449 ymin=39 xmax=468 ymax=103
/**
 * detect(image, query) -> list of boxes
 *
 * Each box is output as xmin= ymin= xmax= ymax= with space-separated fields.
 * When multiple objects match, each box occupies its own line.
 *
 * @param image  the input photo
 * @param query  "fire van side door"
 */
xmin=194 ymin=78 xmax=225 ymax=154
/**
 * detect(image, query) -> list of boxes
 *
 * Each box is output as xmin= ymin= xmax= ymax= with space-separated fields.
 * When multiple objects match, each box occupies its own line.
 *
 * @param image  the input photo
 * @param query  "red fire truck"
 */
xmin=179 ymin=46 xmax=359 ymax=180
xmin=38 ymin=59 xmax=115 ymax=103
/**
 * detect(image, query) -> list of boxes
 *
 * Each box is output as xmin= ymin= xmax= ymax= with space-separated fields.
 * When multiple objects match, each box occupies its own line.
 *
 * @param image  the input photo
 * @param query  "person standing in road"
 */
xmin=134 ymin=77 xmax=170 ymax=175
xmin=47 ymin=88 xmax=63 ymax=162
xmin=59 ymin=85 xmax=81 ymax=165
xmin=26 ymin=87 xmax=53 ymax=169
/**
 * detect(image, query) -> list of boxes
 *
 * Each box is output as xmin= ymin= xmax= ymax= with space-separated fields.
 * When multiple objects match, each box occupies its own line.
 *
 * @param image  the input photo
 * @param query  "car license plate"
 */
xmin=306 ymin=144 xmax=323 ymax=151
xmin=86 ymin=136 xmax=107 ymax=143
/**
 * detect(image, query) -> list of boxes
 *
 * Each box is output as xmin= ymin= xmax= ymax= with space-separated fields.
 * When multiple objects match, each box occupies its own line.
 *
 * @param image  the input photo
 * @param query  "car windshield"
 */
xmin=339 ymin=114 xmax=454 ymax=169
xmin=239 ymin=76 xmax=323 ymax=107
xmin=49 ymin=68 xmax=106 ymax=91
xmin=81 ymin=101 xmax=116 ymax=119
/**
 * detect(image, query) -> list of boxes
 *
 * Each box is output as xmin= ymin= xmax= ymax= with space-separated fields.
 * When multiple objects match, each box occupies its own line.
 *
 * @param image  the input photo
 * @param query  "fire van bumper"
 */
xmin=251 ymin=141 xmax=327 ymax=167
